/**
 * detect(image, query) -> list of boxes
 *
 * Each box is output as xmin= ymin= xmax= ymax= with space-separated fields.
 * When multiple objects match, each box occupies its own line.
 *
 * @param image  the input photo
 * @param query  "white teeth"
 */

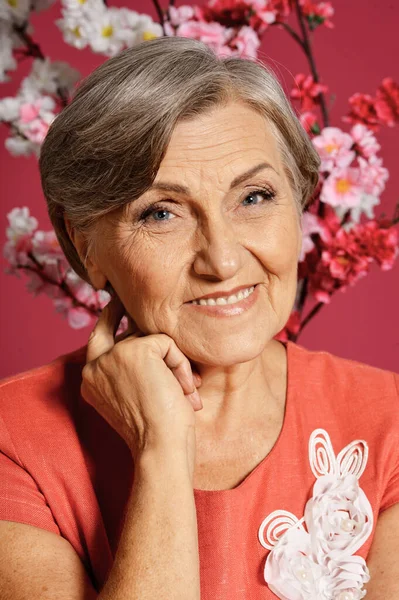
xmin=190 ymin=285 xmax=255 ymax=306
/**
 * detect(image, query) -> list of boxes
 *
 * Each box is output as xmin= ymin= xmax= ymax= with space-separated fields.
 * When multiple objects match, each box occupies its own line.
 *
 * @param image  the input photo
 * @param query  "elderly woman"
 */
xmin=0 ymin=35 xmax=398 ymax=600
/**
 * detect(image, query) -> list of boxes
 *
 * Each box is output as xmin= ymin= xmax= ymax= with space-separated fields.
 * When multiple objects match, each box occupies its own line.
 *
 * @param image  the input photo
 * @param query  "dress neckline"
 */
xmin=193 ymin=339 xmax=296 ymax=496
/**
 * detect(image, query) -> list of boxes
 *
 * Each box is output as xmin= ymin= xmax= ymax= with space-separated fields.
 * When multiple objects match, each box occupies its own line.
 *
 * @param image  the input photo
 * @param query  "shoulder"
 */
xmin=0 ymin=344 xmax=87 ymax=397
xmin=288 ymin=340 xmax=399 ymax=463
xmin=289 ymin=340 xmax=398 ymax=410
xmin=0 ymin=345 xmax=88 ymax=446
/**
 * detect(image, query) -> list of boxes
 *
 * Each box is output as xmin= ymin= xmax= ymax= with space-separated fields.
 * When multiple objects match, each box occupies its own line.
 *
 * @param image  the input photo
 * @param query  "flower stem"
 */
xmin=152 ymin=0 xmax=168 ymax=35
xmin=19 ymin=254 xmax=100 ymax=316
xmin=12 ymin=22 xmax=69 ymax=107
xmin=298 ymin=301 xmax=324 ymax=334
xmin=293 ymin=0 xmax=330 ymax=129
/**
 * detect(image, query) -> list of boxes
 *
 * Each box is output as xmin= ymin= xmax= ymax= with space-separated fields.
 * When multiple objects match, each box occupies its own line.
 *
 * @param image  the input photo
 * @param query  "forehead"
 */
xmin=156 ymin=102 xmax=282 ymax=182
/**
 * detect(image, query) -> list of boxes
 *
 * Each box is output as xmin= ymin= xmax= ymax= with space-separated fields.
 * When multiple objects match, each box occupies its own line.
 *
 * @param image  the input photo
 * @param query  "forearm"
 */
xmin=98 ymin=449 xmax=200 ymax=600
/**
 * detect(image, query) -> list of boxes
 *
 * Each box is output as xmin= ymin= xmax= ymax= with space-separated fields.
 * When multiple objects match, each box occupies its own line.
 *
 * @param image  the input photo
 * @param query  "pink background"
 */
xmin=1 ymin=0 xmax=398 ymax=379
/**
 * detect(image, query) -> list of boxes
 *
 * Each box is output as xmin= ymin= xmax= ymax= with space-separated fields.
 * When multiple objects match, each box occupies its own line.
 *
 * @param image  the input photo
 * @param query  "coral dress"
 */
xmin=0 ymin=340 xmax=398 ymax=599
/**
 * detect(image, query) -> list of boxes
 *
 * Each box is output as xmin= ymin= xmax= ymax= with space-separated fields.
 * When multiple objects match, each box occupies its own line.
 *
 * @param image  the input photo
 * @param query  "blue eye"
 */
xmin=149 ymin=209 xmax=171 ymax=221
xmin=242 ymin=188 xmax=276 ymax=206
xmin=139 ymin=206 xmax=174 ymax=223
xmin=138 ymin=186 xmax=276 ymax=224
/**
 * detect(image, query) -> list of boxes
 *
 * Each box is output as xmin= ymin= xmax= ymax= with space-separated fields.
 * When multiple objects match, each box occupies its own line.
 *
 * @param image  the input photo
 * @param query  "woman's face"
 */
xmin=90 ymin=101 xmax=302 ymax=366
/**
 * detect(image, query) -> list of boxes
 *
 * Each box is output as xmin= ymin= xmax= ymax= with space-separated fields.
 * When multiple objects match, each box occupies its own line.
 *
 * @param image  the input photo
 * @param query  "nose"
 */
xmin=192 ymin=213 xmax=243 ymax=280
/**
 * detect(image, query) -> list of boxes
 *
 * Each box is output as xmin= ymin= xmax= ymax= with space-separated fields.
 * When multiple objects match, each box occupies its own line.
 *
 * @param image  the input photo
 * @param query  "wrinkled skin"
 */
xmin=68 ymin=101 xmax=303 ymax=441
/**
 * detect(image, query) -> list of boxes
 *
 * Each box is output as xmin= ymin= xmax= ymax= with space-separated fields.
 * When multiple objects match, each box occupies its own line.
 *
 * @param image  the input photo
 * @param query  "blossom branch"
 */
xmin=293 ymin=0 xmax=330 ymax=129
xmin=271 ymin=21 xmax=306 ymax=51
xmin=23 ymin=253 xmax=100 ymax=316
xmin=152 ymin=0 xmax=167 ymax=35
xmin=299 ymin=300 xmax=323 ymax=333
xmin=13 ymin=23 xmax=45 ymax=60
xmin=12 ymin=22 xmax=69 ymax=107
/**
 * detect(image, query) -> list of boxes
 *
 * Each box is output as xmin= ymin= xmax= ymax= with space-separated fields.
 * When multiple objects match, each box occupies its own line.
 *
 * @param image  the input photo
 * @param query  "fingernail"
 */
xmin=193 ymin=373 xmax=202 ymax=386
xmin=192 ymin=389 xmax=202 ymax=408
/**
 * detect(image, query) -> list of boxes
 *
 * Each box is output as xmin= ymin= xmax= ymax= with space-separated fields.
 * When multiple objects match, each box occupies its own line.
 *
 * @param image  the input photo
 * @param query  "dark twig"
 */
xmin=18 ymin=254 xmax=101 ymax=316
xmin=293 ymin=0 xmax=330 ymax=128
xmin=151 ymin=0 xmax=167 ymax=35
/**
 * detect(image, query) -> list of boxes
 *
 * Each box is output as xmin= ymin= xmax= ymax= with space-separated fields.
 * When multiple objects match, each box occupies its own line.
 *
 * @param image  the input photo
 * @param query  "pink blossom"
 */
xmin=291 ymin=74 xmax=328 ymax=112
xmin=53 ymin=297 xmax=95 ymax=329
xmin=42 ymin=258 xmax=68 ymax=287
xmin=32 ymin=230 xmax=65 ymax=259
xmin=3 ymin=235 xmax=35 ymax=269
xmin=25 ymin=268 xmax=66 ymax=299
xmin=177 ymin=20 xmax=230 ymax=50
xmin=320 ymin=167 xmax=363 ymax=208
xmin=358 ymin=155 xmax=389 ymax=197
xmin=74 ymin=280 xmax=98 ymax=304
xmin=375 ymin=77 xmax=399 ymax=127
xmin=248 ymin=2 xmax=277 ymax=35
xmin=166 ymin=5 xmax=195 ymax=26
xmin=269 ymin=0 xmax=292 ymax=18
xmin=300 ymin=211 xmax=327 ymax=262
xmin=350 ymin=123 xmax=380 ymax=158
xmin=19 ymin=102 xmax=41 ymax=123
xmin=343 ymin=92 xmax=380 ymax=132
xmin=299 ymin=111 xmax=319 ymax=134
xmin=303 ymin=206 xmax=399 ymax=303
xmin=300 ymin=0 xmax=334 ymax=28
xmin=23 ymin=119 xmax=50 ymax=144
xmin=312 ymin=127 xmax=355 ymax=172
xmin=229 ymin=25 xmax=260 ymax=58
xmin=199 ymin=0 xmax=252 ymax=27
xmin=356 ymin=220 xmax=399 ymax=271
xmin=68 ymin=306 xmax=94 ymax=329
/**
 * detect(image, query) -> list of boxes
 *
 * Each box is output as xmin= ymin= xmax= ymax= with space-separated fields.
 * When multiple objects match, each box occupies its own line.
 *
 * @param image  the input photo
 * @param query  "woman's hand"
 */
xmin=80 ymin=293 xmax=202 ymax=480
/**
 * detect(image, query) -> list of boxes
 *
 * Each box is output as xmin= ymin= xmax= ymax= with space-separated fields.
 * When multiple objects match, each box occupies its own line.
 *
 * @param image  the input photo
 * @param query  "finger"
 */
xmin=86 ymin=295 xmax=126 ymax=363
xmin=188 ymin=359 xmax=202 ymax=387
xmin=150 ymin=335 xmax=200 ymax=399
xmin=185 ymin=389 xmax=203 ymax=411
xmin=192 ymin=372 xmax=202 ymax=387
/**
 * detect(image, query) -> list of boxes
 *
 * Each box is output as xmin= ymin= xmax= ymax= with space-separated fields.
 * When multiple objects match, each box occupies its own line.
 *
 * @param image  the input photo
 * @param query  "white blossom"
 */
xmin=0 ymin=96 xmax=21 ymax=121
xmin=57 ymin=0 xmax=162 ymax=55
xmin=0 ymin=0 xmax=30 ymax=24
xmin=5 ymin=136 xmax=34 ymax=156
xmin=6 ymin=207 xmax=38 ymax=241
xmin=20 ymin=57 xmax=80 ymax=96
xmin=56 ymin=14 xmax=91 ymax=50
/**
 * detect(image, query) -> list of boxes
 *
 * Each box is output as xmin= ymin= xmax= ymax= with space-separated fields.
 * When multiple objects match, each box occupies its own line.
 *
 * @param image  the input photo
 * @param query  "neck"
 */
xmin=192 ymin=339 xmax=287 ymax=436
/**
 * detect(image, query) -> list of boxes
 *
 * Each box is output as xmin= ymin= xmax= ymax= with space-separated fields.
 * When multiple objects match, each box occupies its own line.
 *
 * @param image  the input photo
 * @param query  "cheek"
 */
xmin=251 ymin=221 xmax=300 ymax=274
xmin=115 ymin=244 xmax=181 ymax=317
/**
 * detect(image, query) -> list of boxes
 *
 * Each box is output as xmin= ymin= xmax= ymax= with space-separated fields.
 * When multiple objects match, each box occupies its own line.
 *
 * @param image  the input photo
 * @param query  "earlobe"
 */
xmin=64 ymin=215 xmax=107 ymax=290
xmin=64 ymin=215 xmax=87 ymax=266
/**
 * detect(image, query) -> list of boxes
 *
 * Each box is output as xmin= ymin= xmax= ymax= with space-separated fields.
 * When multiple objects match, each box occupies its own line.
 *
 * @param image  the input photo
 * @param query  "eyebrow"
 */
xmin=149 ymin=162 xmax=279 ymax=195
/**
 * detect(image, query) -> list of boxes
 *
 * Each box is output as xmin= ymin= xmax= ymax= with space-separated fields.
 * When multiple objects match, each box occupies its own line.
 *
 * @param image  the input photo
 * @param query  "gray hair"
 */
xmin=39 ymin=35 xmax=321 ymax=286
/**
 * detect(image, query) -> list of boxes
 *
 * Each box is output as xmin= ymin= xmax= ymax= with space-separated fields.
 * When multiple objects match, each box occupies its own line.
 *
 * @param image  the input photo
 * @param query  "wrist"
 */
xmin=135 ymin=445 xmax=192 ymax=484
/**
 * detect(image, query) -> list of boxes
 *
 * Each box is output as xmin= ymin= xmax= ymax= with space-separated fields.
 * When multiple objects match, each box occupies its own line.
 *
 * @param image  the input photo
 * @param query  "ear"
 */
xmin=64 ymin=215 xmax=107 ymax=291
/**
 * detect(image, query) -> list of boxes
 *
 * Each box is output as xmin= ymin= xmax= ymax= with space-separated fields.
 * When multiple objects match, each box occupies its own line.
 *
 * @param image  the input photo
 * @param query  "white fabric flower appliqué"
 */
xmin=258 ymin=428 xmax=374 ymax=600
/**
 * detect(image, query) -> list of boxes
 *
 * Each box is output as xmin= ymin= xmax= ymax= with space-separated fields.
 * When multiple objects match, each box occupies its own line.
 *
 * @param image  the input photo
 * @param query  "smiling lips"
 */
xmin=188 ymin=285 xmax=256 ymax=306
xmin=189 ymin=283 xmax=258 ymax=303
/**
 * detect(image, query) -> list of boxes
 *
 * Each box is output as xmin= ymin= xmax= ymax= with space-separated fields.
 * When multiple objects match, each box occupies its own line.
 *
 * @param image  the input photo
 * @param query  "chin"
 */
xmin=184 ymin=336 xmax=271 ymax=367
